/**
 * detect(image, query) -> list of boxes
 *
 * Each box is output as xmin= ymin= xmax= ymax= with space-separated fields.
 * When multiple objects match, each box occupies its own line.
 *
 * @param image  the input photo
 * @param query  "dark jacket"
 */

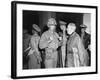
xmin=81 ymin=32 xmax=91 ymax=49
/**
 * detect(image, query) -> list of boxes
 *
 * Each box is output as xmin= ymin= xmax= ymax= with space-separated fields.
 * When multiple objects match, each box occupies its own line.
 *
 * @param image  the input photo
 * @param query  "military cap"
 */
xmin=80 ymin=24 xmax=87 ymax=28
xmin=32 ymin=24 xmax=41 ymax=32
xmin=59 ymin=20 xmax=67 ymax=25
xmin=59 ymin=21 xmax=67 ymax=30
xmin=47 ymin=18 xmax=57 ymax=26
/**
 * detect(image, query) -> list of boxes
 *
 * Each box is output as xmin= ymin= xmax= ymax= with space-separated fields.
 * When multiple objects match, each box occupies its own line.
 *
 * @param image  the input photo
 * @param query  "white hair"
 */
xmin=68 ymin=23 xmax=76 ymax=31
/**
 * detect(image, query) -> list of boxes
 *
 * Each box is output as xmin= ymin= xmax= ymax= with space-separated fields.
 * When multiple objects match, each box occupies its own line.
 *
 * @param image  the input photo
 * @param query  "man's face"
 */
xmin=49 ymin=25 xmax=56 ymax=31
xmin=81 ymin=28 xmax=85 ymax=33
xmin=32 ymin=30 xmax=38 ymax=34
xmin=60 ymin=25 xmax=66 ymax=31
xmin=67 ymin=25 xmax=75 ymax=35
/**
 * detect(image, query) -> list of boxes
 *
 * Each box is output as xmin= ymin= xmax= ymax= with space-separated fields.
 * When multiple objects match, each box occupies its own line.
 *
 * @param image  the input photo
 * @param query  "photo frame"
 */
xmin=11 ymin=1 xmax=98 ymax=79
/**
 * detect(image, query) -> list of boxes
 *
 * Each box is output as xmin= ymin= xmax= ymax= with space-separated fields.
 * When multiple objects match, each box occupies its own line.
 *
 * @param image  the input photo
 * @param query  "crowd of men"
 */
xmin=23 ymin=18 xmax=91 ymax=69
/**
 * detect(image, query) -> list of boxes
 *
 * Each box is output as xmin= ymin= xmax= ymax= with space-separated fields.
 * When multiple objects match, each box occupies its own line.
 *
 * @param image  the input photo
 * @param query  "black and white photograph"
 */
xmin=11 ymin=1 xmax=97 ymax=79
xmin=23 ymin=11 xmax=91 ymax=69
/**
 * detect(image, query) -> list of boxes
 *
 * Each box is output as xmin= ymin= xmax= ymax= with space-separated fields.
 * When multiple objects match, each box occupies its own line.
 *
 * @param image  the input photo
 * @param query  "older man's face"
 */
xmin=67 ymin=25 xmax=75 ymax=35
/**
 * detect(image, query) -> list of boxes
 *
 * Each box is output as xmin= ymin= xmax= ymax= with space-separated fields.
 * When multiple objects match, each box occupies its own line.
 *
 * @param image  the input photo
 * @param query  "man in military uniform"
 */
xmin=80 ymin=24 xmax=91 ymax=50
xmin=39 ymin=18 xmax=61 ymax=68
xmin=23 ymin=29 xmax=31 ymax=69
xmin=80 ymin=24 xmax=91 ymax=66
xmin=66 ymin=23 xmax=89 ymax=67
xmin=59 ymin=21 xmax=67 ymax=67
xmin=28 ymin=24 xmax=42 ymax=69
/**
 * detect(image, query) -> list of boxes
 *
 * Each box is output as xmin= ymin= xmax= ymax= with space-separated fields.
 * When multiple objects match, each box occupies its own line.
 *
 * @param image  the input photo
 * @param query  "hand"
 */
xmin=59 ymin=37 xmax=62 ymax=41
xmin=59 ymin=40 xmax=63 ymax=46
xmin=49 ymin=36 xmax=53 ymax=41
xmin=37 ymin=55 xmax=42 ymax=63
xmin=48 ymin=36 xmax=53 ymax=43
xmin=72 ymin=47 xmax=78 ymax=53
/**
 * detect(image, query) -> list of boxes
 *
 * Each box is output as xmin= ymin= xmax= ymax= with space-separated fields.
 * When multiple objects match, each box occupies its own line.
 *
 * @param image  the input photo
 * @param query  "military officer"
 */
xmin=28 ymin=24 xmax=42 ymax=69
xmin=66 ymin=23 xmax=89 ymax=67
xmin=59 ymin=21 xmax=67 ymax=67
xmin=80 ymin=24 xmax=91 ymax=66
xmin=23 ymin=29 xmax=31 ymax=69
xmin=39 ymin=18 xmax=61 ymax=68
xmin=80 ymin=24 xmax=91 ymax=49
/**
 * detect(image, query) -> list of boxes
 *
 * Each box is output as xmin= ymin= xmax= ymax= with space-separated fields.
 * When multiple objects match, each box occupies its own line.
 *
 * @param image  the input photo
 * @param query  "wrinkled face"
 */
xmin=67 ymin=25 xmax=75 ymax=35
xmin=49 ymin=25 xmax=56 ymax=31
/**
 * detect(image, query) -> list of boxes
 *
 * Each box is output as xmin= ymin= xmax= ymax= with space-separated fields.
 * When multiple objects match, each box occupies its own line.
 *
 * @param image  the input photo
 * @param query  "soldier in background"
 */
xmin=66 ymin=23 xmax=89 ymax=67
xmin=80 ymin=24 xmax=91 ymax=66
xmin=23 ymin=29 xmax=31 ymax=52
xmin=59 ymin=21 xmax=67 ymax=67
xmin=39 ymin=18 xmax=61 ymax=68
xmin=28 ymin=24 xmax=42 ymax=69
xmin=23 ymin=29 xmax=31 ymax=69
xmin=80 ymin=24 xmax=91 ymax=50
